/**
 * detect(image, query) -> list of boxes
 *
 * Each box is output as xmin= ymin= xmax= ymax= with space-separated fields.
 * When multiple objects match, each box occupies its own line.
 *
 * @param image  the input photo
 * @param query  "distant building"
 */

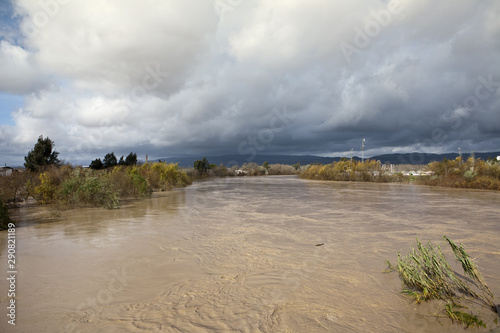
xmin=0 ymin=166 xmax=14 ymax=177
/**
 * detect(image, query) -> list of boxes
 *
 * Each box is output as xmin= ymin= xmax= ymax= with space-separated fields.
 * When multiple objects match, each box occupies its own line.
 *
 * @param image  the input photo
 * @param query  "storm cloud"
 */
xmin=0 ymin=0 xmax=499 ymax=165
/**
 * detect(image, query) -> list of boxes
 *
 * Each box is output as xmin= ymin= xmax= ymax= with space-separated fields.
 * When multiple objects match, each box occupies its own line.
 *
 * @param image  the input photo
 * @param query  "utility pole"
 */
xmin=361 ymin=138 xmax=365 ymax=163
xmin=470 ymin=150 xmax=475 ymax=172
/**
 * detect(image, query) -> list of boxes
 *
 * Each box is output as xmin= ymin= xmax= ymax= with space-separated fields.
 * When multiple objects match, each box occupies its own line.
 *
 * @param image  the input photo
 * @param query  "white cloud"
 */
xmin=0 ymin=40 xmax=48 ymax=93
xmin=14 ymin=0 xmax=218 ymax=94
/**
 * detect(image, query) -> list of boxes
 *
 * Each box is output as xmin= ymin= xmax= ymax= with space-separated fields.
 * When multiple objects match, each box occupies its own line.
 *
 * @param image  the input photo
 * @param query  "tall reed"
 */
xmin=386 ymin=236 xmax=497 ymax=328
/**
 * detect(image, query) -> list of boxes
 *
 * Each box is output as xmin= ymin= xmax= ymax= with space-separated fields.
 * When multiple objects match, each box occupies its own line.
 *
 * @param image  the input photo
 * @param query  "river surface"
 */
xmin=1 ymin=176 xmax=499 ymax=332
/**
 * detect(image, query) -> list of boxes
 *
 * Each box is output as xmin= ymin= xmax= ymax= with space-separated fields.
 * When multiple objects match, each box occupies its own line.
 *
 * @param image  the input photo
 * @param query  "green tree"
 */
xmin=24 ymin=135 xmax=60 ymax=171
xmin=262 ymin=161 xmax=270 ymax=170
xmin=89 ymin=158 xmax=104 ymax=170
xmin=125 ymin=152 xmax=138 ymax=166
xmin=118 ymin=156 xmax=125 ymax=165
xmin=103 ymin=152 xmax=118 ymax=169
xmin=194 ymin=157 xmax=209 ymax=175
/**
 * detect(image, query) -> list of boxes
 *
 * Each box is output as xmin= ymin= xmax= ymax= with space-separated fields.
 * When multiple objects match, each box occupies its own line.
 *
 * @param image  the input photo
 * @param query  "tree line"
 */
xmin=89 ymin=152 xmax=138 ymax=170
xmin=22 ymin=135 xmax=138 ymax=171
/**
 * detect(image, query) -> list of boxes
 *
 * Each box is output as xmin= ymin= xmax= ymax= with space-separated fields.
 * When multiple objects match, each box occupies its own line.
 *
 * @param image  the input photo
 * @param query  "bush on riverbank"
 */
xmin=0 ymin=199 xmax=12 ymax=230
xmin=417 ymin=157 xmax=500 ymax=190
xmin=2 ymin=162 xmax=191 ymax=210
xmin=238 ymin=162 xmax=299 ymax=176
xmin=299 ymin=157 xmax=500 ymax=190
xmin=299 ymin=159 xmax=407 ymax=183
xmin=140 ymin=162 xmax=191 ymax=190
xmin=267 ymin=163 xmax=299 ymax=175
xmin=59 ymin=168 xmax=121 ymax=209
xmin=26 ymin=165 xmax=73 ymax=204
xmin=0 ymin=170 xmax=28 ymax=203
xmin=109 ymin=166 xmax=151 ymax=199
xmin=185 ymin=161 xmax=299 ymax=179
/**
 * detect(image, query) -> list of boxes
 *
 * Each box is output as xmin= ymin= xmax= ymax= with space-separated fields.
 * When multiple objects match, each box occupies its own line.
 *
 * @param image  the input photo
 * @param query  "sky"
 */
xmin=0 ymin=0 xmax=499 ymax=166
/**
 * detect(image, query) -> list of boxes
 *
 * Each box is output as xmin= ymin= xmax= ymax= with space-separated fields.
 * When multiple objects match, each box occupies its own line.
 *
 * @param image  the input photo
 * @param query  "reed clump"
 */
xmin=386 ymin=236 xmax=497 ymax=329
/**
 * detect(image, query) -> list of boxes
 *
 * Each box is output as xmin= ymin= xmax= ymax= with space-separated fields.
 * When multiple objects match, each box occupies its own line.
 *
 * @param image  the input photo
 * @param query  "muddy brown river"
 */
xmin=1 ymin=176 xmax=499 ymax=332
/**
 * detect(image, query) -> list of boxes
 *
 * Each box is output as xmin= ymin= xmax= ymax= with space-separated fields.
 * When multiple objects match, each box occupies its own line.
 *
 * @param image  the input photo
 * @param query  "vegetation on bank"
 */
xmin=189 ymin=158 xmax=299 ymax=178
xmin=0 ymin=200 xmax=12 ymax=231
xmin=386 ymin=237 xmax=498 ymax=329
xmin=0 ymin=136 xmax=192 ymax=230
xmin=417 ymin=156 xmax=500 ymax=190
xmin=299 ymin=156 xmax=500 ymax=190
xmin=0 ymin=162 xmax=191 ymax=211
xmin=299 ymin=159 xmax=408 ymax=183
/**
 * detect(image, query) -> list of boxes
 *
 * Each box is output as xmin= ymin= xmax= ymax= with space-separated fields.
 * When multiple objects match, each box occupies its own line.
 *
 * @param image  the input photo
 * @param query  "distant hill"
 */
xmin=371 ymin=152 xmax=500 ymax=165
xmin=157 ymin=152 xmax=500 ymax=168
xmin=156 ymin=154 xmax=342 ymax=167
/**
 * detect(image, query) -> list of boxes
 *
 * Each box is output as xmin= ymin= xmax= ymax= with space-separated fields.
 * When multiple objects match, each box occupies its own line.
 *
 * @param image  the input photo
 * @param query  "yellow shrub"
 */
xmin=140 ymin=162 xmax=190 ymax=191
xmin=34 ymin=172 xmax=57 ymax=204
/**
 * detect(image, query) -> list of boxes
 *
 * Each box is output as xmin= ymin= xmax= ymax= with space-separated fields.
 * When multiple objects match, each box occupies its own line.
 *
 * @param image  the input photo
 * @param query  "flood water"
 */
xmin=1 ymin=176 xmax=499 ymax=332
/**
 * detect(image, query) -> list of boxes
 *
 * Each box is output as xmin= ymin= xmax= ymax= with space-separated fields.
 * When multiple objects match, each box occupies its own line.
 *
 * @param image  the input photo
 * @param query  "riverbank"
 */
xmin=0 ymin=163 xmax=191 ymax=229
xmin=299 ymin=157 xmax=500 ymax=191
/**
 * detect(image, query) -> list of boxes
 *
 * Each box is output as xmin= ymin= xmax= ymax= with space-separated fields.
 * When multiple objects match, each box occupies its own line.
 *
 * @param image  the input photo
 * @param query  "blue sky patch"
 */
xmin=0 ymin=93 xmax=22 ymax=125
